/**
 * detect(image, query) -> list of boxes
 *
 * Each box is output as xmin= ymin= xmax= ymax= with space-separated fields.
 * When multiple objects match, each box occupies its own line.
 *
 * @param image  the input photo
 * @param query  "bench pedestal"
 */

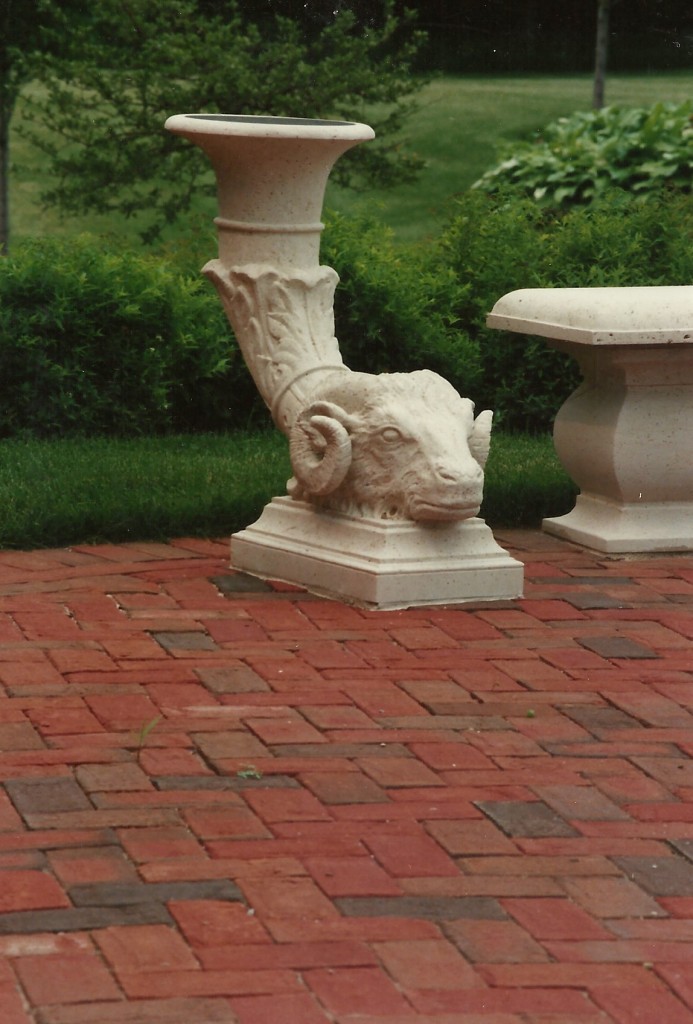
xmin=488 ymin=286 xmax=693 ymax=553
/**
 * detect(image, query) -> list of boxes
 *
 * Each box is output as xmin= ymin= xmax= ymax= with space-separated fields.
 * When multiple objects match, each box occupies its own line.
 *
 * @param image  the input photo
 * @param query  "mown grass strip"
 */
xmin=0 ymin=431 xmax=575 ymax=550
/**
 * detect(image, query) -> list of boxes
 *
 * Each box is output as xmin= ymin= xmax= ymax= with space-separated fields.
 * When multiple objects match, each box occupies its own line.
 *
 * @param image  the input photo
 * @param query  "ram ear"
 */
xmin=289 ymin=402 xmax=354 ymax=496
xmin=469 ymin=408 xmax=493 ymax=468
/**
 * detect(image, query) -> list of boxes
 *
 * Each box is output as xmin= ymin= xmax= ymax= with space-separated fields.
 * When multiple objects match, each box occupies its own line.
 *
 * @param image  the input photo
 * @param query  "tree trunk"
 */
xmin=593 ymin=0 xmax=611 ymax=108
xmin=0 ymin=101 xmax=9 ymax=254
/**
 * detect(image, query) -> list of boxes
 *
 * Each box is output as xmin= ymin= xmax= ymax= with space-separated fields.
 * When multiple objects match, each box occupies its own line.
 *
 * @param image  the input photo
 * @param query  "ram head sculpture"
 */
xmin=287 ymin=369 xmax=492 ymax=522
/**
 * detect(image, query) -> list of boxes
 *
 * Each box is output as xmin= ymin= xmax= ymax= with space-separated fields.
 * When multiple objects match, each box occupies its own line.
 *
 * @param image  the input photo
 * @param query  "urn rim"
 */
xmin=165 ymin=112 xmax=375 ymax=142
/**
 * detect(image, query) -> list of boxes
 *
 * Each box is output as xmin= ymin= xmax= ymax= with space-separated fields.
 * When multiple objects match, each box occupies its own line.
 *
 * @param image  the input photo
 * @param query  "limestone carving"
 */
xmin=287 ymin=369 xmax=491 ymax=521
xmin=203 ymin=261 xmax=347 ymax=433
xmin=162 ymin=114 xmax=522 ymax=609
xmin=205 ymin=261 xmax=492 ymax=522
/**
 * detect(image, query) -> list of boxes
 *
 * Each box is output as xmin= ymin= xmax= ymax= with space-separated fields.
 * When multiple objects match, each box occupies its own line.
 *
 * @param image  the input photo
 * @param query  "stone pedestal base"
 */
xmin=487 ymin=285 xmax=693 ymax=555
xmin=544 ymin=493 xmax=693 ymax=553
xmin=231 ymin=497 xmax=523 ymax=609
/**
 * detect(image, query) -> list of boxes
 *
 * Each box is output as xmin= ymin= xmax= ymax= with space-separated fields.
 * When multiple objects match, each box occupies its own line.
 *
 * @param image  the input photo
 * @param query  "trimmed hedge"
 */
xmin=0 ymin=235 xmax=247 ymax=437
xmin=434 ymin=187 xmax=693 ymax=431
xmin=2 ymin=185 xmax=693 ymax=439
xmin=0 ymin=223 xmax=480 ymax=438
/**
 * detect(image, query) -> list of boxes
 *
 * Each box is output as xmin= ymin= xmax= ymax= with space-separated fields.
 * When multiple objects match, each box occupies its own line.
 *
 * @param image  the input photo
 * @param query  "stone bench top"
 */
xmin=487 ymin=285 xmax=693 ymax=345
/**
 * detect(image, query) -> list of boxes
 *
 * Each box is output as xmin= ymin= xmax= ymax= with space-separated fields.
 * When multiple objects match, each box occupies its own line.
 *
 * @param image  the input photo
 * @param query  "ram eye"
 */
xmin=380 ymin=427 xmax=404 ymax=443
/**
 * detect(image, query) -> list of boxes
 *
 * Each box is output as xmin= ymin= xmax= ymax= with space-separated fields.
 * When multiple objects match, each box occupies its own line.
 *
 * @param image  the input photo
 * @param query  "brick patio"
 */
xmin=0 ymin=529 xmax=692 ymax=1023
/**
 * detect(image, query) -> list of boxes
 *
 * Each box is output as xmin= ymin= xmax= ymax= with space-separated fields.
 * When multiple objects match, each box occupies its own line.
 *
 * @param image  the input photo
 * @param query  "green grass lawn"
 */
xmin=11 ymin=72 xmax=693 ymax=246
xmin=0 ymin=431 xmax=575 ymax=550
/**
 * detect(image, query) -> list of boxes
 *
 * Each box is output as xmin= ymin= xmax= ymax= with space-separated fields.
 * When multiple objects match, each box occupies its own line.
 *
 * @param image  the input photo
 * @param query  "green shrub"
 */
xmin=0 ymin=235 xmax=255 ymax=437
xmin=474 ymin=102 xmax=693 ymax=209
xmin=436 ymin=188 xmax=693 ymax=432
xmin=322 ymin=211 xmax=482 ymax=395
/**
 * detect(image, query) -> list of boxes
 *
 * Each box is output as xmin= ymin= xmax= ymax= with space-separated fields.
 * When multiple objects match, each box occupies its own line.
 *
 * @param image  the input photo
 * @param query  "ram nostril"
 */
xmin=436 ymin=463 xmax=482 ymax=484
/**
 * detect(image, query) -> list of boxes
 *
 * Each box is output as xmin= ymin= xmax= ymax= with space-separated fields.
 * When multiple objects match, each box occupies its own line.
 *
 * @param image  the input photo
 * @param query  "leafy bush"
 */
xmin=0 ymin=220 xmax=482 ymax=438
xmin=474 ymin=102 xmax=693 ymax=209
xmin=5 ymin=183 xmax=692 ymax=441
xmin=322 ymin=211 xmax=482 ymax=394
xmin=436 ymin=187 xmax=693 ymax=431
xmin=0 ymin=235 xmax=247 ymax=437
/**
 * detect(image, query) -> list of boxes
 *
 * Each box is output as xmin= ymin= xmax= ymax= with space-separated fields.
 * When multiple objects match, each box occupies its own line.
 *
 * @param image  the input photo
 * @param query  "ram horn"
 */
xmin=289 ymin=402 xmax=354 ymax=496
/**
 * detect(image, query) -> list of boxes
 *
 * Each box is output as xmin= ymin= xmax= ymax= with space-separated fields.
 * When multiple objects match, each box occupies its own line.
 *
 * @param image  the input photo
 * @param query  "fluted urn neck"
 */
xmin=165 ymin=113 xmax=374 ymax=271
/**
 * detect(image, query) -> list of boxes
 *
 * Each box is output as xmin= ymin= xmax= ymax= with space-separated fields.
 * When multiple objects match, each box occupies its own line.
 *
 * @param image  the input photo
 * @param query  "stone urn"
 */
xmin=165 ymin=113 xmax=522 ymax=608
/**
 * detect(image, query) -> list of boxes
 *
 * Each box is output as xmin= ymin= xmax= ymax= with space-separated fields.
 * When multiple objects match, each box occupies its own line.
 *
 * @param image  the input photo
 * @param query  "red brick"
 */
xmin=357 ymin=756 xmax=443 ymax=788
xmin=446 ymin=919 xmax=549 ymax=963
xmin=75 ymin=763 xmax=152 ymax=792
xmin=346 ymin=686 xmax=429 ymax=718
xmin=426 ymin=819 xmax=518 ymax=857
xmin=183 ymin=806 xmax=272 ymax=840
xmin=263 ymin=915 xmax=440 ymax=944
xmin=199 ymin=939 xmax=377 ymax=972
xmin=502 ymin=898 xmax=611 ymax=940
xmin=117 ymin=826 xmax=205 ymax=862
xmin=244 ymin=714 xmax=328 ymax=745
xmin=13 ymin=953 xmax=122 ymax=1005
xmin=47 ymin=846 xmax=139 ymax=886
xmin=657 ymin=964 xmax=693 ymax=1009
xmin=498 ymin=964 xmax=661 ymax=996
xmin=137 ymin=748 xmax=214 ymax=776
xmin=304 ymin=966 xmax=415 ymax=1016
xmin=0 ymin=788 xmax=23 ymax=830
xmin=238 ymin=876 xmax=340 ymax=921
xmin=590 ymin=984 xmax=693 ymax=1024
xmin=365 ymin=831 xmax=459 ymax=878
xmin=562 ymin=876 xmax=664 ymax=918
xmin=243 ymin=787 xmax=332 ymax=823
xmin=0 ymin=870 xmax=70 ymax=912
xmin=410 ymin=986 xmax=601 ymax=1016
xmin=118 ymin=968 xmax=301 ymax=1000
xmin=229 ymin=992 xmax=330 ymax=1024
xmin=300 ymin=771 xmax=388 ymax=805
xmin=407 ymin=742 xmax=496 ymax=772
xmin=0 ymin=981 xmax=33 ymax=1024
xmin=373 ymin=938 xmax=485 ymax=990
xmin=95 ymin=924 xmax=200 ymax=974
xmin=168 ymin=900 xmax=272 ymax=947
xmin=305 ymin=856 xmax=402 ymax=897
xmin=300 ymin=704 xmax=376 ymax=729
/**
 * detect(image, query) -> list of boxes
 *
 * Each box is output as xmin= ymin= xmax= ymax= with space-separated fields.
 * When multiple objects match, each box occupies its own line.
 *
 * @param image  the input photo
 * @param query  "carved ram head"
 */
xmin=288 ymin=369 xmax=493 ymax=522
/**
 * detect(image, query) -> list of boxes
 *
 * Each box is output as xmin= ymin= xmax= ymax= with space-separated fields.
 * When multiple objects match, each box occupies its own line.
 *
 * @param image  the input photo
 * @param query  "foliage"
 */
xmin=22 ymin=0 xmax=426 ymax=243
xmin=322 ymin=211 xmax=482 ymax=395
xmin=0 ymin=216 xmax=483 ymax=438
xmin=436 ymin=187 xmax=693 ymax=432
xmin=0 ymin=234 xmax=247 ymax=437
xmin=473 ymin=102 xmax=693 ymax=209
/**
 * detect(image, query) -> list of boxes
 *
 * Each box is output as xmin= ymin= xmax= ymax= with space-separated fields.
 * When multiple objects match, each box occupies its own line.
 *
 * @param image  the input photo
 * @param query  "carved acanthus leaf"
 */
xmin=204 ymin=261 xmax=346 ymax=430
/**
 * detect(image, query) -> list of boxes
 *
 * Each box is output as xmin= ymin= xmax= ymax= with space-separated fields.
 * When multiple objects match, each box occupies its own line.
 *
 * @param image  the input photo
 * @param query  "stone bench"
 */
xmin=487 ymin=286 xmax=693 ymax=553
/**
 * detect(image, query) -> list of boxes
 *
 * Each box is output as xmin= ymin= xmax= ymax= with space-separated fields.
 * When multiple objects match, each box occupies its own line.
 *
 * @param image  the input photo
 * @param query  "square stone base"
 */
xmin=544 ymin=493 xmax=693 ymax=553
xmin=231 ymin=497 xmax=524 ymax=609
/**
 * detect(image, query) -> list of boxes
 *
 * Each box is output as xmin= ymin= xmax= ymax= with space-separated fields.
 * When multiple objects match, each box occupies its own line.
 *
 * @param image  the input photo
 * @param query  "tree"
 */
xmin=23 ymin=0 xmax=427 ymax=243
xmin=593 ymin=0 xmax=611 ymax=108
xmin=0 ymin=0 xmax=41 ymax=252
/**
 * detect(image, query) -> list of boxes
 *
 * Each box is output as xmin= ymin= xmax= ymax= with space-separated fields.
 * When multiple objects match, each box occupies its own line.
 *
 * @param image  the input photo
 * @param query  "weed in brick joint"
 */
xmin=134 ymin=716 xmax=163 ymax=761
xmin=236 ymin=765 xmax=263 ymax=780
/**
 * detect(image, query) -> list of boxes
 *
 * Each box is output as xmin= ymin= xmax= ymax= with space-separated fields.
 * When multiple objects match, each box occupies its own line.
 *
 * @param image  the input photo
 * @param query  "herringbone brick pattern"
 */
xmin=0 ymin=530 xmax=691 ymax=1022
